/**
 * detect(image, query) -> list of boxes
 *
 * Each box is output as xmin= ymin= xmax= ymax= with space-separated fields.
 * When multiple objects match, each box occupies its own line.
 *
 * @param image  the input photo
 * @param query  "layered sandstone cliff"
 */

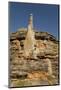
xmin=9 ymin=28 xmax=59 ymax=87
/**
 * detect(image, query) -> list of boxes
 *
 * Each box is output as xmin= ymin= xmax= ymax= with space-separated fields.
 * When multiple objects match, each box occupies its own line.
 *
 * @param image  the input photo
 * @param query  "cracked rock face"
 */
xmin=9 ymin=29 xmax=59 ymax=87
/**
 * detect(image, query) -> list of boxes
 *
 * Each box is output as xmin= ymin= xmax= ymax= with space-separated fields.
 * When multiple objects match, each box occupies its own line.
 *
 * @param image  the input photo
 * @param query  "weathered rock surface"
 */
xmin=9 ymin=29 xmax=59 ymax=87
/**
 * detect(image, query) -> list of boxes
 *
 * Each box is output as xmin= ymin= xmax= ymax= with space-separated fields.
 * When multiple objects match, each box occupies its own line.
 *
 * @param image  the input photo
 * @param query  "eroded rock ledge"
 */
xmin=9 ymin=29 xmax=59 ymax=87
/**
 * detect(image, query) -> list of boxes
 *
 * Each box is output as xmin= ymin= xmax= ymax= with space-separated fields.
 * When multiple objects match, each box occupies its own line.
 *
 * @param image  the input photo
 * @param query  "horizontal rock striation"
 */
xmin=9 ymin=29 xmax=59 ymax=87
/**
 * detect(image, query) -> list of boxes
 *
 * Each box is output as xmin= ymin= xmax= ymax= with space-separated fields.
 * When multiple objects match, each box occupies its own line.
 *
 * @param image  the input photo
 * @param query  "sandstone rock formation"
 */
xmin=9 ymin=14 xmax=59 ymax=87
xmin=9 ymin=29 xmax=59 ymax=87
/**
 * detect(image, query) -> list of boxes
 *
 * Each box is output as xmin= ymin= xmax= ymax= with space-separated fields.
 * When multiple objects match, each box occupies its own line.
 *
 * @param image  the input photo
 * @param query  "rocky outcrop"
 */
xmin=10 ymin=29 xmax=57 ymax=42
xmin=9 ymin=29 xmax=59 ymax=87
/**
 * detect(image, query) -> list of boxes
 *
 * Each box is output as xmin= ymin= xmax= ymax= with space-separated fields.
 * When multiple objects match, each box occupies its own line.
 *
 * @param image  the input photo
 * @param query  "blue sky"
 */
xmin=9 ymin=2 xmax=59 ymax=39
